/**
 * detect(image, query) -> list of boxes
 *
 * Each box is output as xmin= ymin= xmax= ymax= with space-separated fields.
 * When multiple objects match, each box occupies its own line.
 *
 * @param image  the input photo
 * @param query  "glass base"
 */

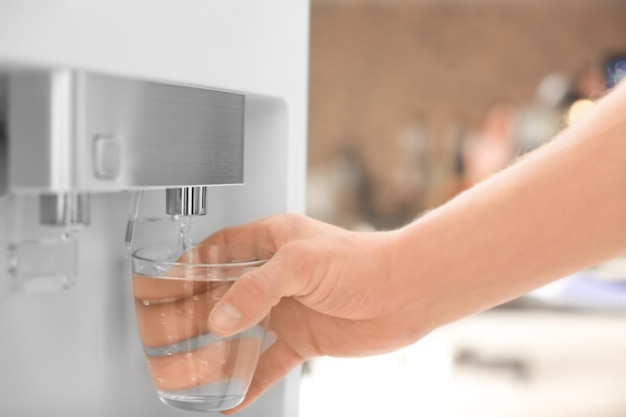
xmin=159 ymin=393 xmax=245 ymax=412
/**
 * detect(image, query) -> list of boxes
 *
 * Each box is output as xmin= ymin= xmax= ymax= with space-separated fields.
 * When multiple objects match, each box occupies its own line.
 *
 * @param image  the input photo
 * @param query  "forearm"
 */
xmin=393 ymin=81 xmax=626 ymax=330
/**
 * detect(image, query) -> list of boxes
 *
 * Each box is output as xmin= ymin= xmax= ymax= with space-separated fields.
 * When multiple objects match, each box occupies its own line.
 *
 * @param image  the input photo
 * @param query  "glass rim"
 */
xmin=131 ymin=244 xmax=273 ymax=269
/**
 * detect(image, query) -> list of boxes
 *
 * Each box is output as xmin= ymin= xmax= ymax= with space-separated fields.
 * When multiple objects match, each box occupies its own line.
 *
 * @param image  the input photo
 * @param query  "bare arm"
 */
xmin=394 ymin=80 xmax=626 ymax=331
xmin=204 ymin=81 xmax=626 ymax=412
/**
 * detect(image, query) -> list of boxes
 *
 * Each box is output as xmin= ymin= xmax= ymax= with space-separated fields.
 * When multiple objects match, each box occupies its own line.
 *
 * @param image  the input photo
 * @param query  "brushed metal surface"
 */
xmin=0 ymin=71 xmax=6 ymax=196
xmin=39 ymin=193 xmax=91 ymax=226
xmin=4 ymin=64 xmax=245 ymax=192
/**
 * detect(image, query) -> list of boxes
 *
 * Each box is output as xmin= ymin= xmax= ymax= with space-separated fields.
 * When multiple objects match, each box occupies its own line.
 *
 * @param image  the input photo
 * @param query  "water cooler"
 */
xmin=0 ymin=1 xmax=309 ymax=416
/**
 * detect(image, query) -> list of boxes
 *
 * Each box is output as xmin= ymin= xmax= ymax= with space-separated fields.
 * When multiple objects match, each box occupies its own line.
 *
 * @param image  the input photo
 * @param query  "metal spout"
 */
xmin=166 ymin=187 xmax=207 ymax=216
xmin=40 ymin=193 xmax=90 ymax=227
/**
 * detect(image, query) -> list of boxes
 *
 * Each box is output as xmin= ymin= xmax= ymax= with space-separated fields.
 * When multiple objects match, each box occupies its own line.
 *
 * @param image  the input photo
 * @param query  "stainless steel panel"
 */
xmin=7 ymin=67 xmax=72 ymax=190
xmin=4 ymin=65 xmax=245 ymax=192
xmin=0 ymin=71 xmax=6 ymax=196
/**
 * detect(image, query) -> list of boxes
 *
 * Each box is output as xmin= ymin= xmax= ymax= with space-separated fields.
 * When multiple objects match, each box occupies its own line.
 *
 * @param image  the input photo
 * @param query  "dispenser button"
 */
xmin=93 ymin=135 xmax=121 ymax=179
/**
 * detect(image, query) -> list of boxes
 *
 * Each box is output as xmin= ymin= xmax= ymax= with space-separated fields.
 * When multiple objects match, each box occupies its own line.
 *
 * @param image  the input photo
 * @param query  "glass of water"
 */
xmin=132 ymin=243 xmax=272 ymax=412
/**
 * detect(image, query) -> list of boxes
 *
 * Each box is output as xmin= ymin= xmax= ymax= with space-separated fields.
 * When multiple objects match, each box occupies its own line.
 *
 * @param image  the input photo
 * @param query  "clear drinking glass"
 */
xmin=132 ymin=243 xmax=272 ymax=412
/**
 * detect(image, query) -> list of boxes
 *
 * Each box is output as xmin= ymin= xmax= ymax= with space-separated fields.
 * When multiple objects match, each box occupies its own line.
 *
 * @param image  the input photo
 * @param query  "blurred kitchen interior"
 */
xmin=302 ymin=0 xmax=626 ymax=416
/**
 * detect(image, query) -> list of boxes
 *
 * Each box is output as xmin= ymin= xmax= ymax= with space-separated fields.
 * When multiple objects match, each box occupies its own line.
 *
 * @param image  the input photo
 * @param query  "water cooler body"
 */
xmin=0 ymin=1 xmax=309 ymax=416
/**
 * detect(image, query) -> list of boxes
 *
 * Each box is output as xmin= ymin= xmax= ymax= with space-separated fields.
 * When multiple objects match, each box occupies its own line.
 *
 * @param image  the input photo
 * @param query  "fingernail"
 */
xmin=210 ymin=303 xmax=242 ymax=331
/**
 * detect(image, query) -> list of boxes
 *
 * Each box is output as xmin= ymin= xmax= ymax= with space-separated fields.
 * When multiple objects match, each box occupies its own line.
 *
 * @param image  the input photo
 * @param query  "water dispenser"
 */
xmin=0 ymin=1 xmax=308 ymax=415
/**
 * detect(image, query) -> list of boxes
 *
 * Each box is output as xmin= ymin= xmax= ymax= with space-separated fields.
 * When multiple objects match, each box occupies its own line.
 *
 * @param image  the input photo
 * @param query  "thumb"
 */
xmin=208 ymin=248 xmax=303 ymax=337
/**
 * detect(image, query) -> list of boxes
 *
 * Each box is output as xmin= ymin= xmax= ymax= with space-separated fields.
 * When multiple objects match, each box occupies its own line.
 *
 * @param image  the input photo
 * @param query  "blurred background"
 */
xmin=300 ymin=0 xmax=626 ymax=416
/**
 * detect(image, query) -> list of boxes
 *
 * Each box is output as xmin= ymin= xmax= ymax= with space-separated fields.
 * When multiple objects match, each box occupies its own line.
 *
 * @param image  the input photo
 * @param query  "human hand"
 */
xmin=203 ymin=214 xmax=429 ymax=413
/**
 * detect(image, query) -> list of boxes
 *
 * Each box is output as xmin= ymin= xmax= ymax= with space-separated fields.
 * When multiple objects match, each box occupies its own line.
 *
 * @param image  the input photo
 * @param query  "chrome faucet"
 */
xmin=166 ymin=186 xmax=207 ymax=217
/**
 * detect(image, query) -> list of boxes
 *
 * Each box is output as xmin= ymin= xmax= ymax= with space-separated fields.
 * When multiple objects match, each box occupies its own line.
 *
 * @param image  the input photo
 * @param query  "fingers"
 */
xmin=209 ymin=243 xmax=307 ymax=338
xmin=191 ymin=240 xmax=273 ymax=265
xmin=199 ymin=216 xmax=283 ymax=254
xmin=202 ymin=214 xmax=346 ymax=338
xmin=200 ymin=213 xmax=343 ymax=254
xmin=207 ymin=270 xmax=279 ymax=337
